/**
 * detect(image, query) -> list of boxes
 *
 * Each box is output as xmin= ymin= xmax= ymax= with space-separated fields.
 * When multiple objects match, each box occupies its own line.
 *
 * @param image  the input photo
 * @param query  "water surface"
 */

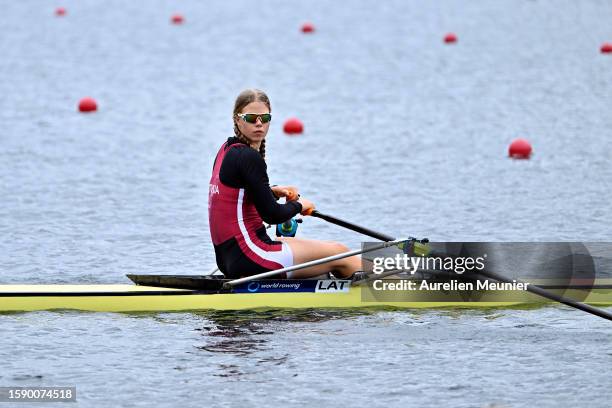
xmin=1 ymin=0 xmax=611 ymax=406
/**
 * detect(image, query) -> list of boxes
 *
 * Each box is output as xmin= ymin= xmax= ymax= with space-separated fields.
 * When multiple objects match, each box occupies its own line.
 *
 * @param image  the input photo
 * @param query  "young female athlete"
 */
xmin=208 ymin=89 xmax=361 ymax=279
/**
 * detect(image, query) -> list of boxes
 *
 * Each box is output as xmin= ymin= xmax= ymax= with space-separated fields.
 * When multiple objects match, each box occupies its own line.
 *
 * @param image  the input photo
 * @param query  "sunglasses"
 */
xmin=236 ymin=113 xmax=272 ymax=124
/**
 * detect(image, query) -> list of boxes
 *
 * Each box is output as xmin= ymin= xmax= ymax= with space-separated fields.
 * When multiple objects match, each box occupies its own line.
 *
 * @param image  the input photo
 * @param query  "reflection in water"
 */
xmin=192 ymin=309 xmax=377 ymax=378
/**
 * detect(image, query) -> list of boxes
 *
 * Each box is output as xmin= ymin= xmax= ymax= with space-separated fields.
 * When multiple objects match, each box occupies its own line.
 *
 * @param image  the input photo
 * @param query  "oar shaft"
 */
xmin=312 ymin=211 xmax=612 ymax=321
xmin=477 ymin=269 xmax=612 ymax=321
xmin=420 ymin=252 xmax=612 ymax=322
xmin=311 ymin=211 xmax=396 ymax=241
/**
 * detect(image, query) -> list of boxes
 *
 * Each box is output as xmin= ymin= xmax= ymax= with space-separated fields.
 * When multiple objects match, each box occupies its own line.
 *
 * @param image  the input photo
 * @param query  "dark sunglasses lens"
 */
xmin=243 ymin=114 xmax=258 ymax=123
xmin=242 ymin=114 xmax=271 ymax=123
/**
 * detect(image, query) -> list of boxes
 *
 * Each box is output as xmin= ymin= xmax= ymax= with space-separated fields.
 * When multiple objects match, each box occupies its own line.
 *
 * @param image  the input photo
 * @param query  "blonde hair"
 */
xmin=232 ymin=89 xmax=271 ymax=160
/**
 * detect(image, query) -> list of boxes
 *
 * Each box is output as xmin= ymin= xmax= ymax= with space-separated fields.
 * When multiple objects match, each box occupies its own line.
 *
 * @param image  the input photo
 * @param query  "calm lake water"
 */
xmin=1 ymin=0 xmax=611 ymax=407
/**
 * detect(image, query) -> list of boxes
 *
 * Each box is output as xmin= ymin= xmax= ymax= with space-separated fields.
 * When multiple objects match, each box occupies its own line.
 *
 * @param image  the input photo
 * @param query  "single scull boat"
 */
xmin=1 ymin=275 xmax=611 ymax=313
xmin=3 ymin=212 xmax=611 ymax=320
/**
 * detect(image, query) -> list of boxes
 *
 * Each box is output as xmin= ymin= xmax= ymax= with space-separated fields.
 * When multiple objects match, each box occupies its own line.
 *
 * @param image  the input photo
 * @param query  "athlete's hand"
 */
xmin=298 ymin=197 xmax=315 ymax=215
xmin=271 ymin=185 xmax=299 ymax=201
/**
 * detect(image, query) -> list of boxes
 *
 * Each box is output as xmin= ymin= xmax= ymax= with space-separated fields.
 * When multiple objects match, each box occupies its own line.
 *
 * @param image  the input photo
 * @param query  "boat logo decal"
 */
xmin=234 ymin=280 xmax=349 ymax=294
xmin=247 ymin=282 xmax=261 ymax=292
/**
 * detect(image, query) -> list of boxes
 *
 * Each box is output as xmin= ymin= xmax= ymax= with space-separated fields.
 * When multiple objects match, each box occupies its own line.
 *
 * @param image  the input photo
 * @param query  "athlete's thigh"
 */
xmin=280 ymin=237 xmax=348 ymax=264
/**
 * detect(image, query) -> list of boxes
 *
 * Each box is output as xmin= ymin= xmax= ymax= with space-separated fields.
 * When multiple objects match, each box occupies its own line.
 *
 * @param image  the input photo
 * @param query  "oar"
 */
xmin=310 ymin=211 xmax=396 ymax=241
xmin=311 ymin=211 xmax=612 ymax=321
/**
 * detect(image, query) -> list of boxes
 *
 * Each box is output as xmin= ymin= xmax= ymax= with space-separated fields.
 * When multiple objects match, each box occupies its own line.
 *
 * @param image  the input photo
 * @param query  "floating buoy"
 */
xmin=283 ymin=118 xmax=304 ymax=135
xmin=601 ymin=43 xmax=612 ymax=54
xmin=444 ymin=33 xmax=458 ymax=44
xmin=508 ymin=138 xmax=532 ymax=159
xmin=55 ymin=7 xmax=66 ymax=17
xmin=301 ymin=23 xmax=315 ymax=34
xmin=171 ymin=14 xmax=184 ymax=25
xmin=78 ymin=97 xmax=98 ymax=113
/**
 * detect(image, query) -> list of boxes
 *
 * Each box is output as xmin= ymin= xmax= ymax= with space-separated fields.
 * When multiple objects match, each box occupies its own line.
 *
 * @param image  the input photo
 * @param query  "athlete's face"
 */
xmin=235 ymin=101 xmax=271 ymax=147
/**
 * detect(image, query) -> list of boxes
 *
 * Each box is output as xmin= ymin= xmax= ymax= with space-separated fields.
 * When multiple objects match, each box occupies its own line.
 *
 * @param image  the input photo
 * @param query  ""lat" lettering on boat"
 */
xmin=315 ymin=280 xmax=350 ymax=293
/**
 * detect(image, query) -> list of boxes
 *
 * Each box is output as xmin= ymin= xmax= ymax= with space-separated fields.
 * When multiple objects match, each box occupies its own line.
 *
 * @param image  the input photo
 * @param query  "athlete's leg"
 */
xmin=280 ymin=237 xmax=362 ymax=279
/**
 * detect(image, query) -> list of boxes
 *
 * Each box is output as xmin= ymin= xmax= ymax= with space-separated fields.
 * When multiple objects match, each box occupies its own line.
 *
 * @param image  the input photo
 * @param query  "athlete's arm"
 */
xmin=220 ymin=146 xmax=302 ymax=224
xmin=270 ymin=185 xmax=299 ymax=201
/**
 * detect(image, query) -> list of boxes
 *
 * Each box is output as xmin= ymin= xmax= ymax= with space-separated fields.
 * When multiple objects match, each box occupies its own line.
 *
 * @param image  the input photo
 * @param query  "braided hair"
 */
xmin=232 ymin=89 xmax=271 ymax=160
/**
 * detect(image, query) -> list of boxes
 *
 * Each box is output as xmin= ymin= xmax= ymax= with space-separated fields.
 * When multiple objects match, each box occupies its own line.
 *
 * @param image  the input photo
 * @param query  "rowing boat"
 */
xmin=1 ymin=275 xmax=611 ymax=313
xmin=3 ymin=216 xmax=610 ymax=319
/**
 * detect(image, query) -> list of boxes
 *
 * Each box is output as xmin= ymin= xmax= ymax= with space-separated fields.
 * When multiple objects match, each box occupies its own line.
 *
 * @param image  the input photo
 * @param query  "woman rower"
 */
xmin=208 ymin=88 xmax=361 ymax=279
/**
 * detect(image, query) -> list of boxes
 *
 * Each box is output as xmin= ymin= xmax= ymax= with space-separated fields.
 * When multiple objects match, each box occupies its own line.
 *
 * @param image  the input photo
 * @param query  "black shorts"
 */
xmin=214 ymin=227 xmax=286 ymax=279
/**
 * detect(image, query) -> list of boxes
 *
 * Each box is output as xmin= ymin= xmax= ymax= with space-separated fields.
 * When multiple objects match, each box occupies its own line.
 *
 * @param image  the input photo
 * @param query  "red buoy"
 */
xmin=601 ymin=43 xmax=612 ymax=54
xmin=283 ymin=118 xmax=304 ymax=135
xmin=55 ymin=7 xmax=66 ymax=17
xmin=444 ymin=33 xmax=458 ymax=44
xmin=78 ymin=97 xmax=98 ymax=113
xmin=301 ymin=23 xmax=315 ymax=34
xmin=171 ymin=14 xmax=184 ymax=25
xmin=508 ymin=138 xmax=532 ymax=159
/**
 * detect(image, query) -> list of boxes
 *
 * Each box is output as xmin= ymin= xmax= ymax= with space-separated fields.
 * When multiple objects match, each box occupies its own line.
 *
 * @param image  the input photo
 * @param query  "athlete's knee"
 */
xmin=329 ymin=242 xmax=350 ymax=254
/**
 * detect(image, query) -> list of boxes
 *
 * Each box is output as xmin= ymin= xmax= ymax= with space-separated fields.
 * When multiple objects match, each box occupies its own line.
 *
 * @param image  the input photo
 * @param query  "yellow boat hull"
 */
xmin=1 ymin=282 xmax=611 ymax=313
